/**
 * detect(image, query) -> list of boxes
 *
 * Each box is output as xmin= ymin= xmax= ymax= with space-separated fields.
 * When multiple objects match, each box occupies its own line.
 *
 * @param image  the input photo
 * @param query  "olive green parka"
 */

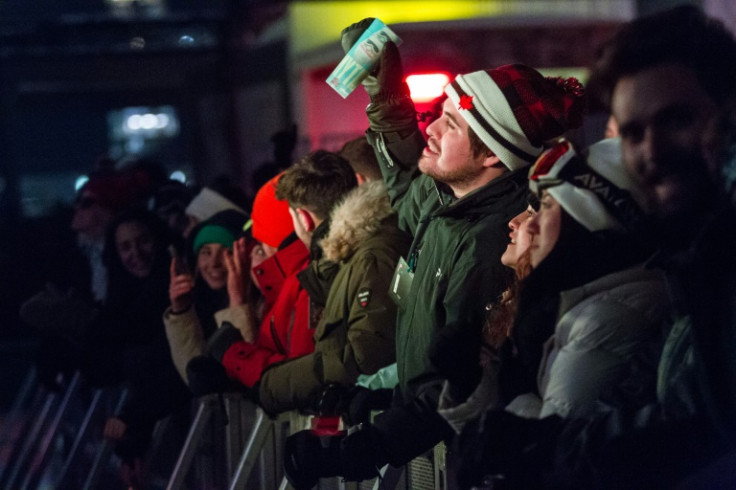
xmin=258 ymin=181 xmax=411 ymax=414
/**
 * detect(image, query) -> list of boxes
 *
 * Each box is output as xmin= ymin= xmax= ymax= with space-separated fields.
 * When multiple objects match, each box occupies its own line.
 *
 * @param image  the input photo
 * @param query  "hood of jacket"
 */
xmin=320 ymin=180 xmax=395 ymax=263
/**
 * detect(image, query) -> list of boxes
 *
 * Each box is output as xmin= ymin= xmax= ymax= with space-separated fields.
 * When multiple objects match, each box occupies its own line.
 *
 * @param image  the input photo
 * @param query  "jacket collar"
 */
xmin=432 ymin=167 xmax=528 ymax=219
xmin=320 ymin=180 xmax=395 ymax=262
xmin=557 ymin=264 xmax=664 ymax=317
xmin=252 ymin=236 xmax=309 ymax=307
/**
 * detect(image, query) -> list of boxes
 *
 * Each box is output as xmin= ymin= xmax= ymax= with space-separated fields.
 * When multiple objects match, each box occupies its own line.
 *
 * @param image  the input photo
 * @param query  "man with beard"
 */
xmin=282 ymin=19 xmax=586 ymax=487
xmin=456 ymin=6 xmax=736 ymax=489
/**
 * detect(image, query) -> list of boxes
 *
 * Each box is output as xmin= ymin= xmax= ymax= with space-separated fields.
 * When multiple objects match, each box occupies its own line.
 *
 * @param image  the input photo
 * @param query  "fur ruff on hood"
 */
xmin=320 ymin=180 xmax=394 ymax=263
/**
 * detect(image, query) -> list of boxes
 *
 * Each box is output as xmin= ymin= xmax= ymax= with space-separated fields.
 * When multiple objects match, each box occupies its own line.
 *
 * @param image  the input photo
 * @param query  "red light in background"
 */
xmin=406 ymin=73 xmax=451 ymax=103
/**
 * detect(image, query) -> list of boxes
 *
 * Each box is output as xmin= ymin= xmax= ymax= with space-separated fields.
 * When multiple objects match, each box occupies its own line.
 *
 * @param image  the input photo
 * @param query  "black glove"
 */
xmin=312 ymin=385 xmax=393 ymax=426
xmin=340 ymin=19 xmax=408 ymax=98
xmin=315 ymin=383 xmax=346 ymax=417
xmin=186 ymin=355 xmax=229 ymax=397
xmin=456 ymin=410 xmax=563 ymax=489
xmin=342 ymin=387 xmax=393 ymax=426
xmin=340 ymin=18 xmax=375 ymax=53
xmin=284 ymin=429 xmax=342 ymax=489
xmin=284 ymin=424 xmax=384 ymax=489
xmin=206 ymin=323 xmax=243 ymax=362
xmin=341 ymin=19 xmax=416 ymax=134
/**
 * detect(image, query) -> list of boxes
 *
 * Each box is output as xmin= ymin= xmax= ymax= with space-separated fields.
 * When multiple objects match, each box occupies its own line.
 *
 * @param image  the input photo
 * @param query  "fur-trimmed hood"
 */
xmin=320 ymin=180 xmax=394 ymax=262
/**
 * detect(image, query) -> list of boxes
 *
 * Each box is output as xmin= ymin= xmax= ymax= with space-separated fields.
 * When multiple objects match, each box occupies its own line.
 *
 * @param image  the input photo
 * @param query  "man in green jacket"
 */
xmin=283 ymin=21 xmax=586 ymax=487
xmin=257 ymin=150 xmax=410 ymax=415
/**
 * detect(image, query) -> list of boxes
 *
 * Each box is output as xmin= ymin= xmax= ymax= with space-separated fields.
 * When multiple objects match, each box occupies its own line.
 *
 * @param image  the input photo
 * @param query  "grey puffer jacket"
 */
xmin=531 ymin=266 xmax=672 ymax=419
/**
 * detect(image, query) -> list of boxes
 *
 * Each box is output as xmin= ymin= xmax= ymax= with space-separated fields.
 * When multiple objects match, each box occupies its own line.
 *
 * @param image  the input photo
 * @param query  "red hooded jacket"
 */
xmin=221 ymin=237 xmax=313 ymax=387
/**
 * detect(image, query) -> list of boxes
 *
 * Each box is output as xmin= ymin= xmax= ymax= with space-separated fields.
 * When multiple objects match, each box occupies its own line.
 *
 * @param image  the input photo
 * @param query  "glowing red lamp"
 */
xmin=405 ymin=73 xmax=451 ymax=103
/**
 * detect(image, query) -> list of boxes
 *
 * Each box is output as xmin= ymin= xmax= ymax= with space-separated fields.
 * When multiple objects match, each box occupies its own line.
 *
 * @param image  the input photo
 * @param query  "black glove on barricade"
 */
xmin=315 ymin=383 xmax=346 ymax=416
xmin=284 ymin=423 xmax=385 ymax=490
xmin=340 ymin=19 xmax=417 ymax=135
xmin=311 ymin=384 xmax=394 ymax=426
xmin=342 ymin=387 xmax=394 ymax=426
xmin=456 ymin=410 xmax=563 ymax=489
xmin=186 ymin=355 xmax=230 ymax=397
xmin=206 ymin=323 xmax=243 ymax=363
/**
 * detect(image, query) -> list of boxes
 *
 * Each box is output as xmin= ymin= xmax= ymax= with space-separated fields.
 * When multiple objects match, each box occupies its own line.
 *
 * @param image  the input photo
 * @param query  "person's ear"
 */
xmin=481 ymin=154 xmax=501 ymax=168
xmin=355 ymin=173 xmax=367 ymax=186
xmin=295 ymin=208 xmax=315 ymax=233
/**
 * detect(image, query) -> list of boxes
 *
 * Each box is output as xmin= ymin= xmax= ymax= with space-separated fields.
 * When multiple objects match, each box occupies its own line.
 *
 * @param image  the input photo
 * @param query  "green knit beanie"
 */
xmin=193 ymin=224 xmax=236 ymax=254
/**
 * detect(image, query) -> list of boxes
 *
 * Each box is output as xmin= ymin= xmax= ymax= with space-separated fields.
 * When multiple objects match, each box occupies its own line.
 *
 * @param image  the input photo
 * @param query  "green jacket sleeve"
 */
xmin=366 ymin=129 xmax=433 ymax=236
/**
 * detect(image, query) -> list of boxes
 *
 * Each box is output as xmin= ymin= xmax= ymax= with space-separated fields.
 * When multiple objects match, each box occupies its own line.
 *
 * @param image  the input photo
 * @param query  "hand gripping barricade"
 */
xmin=270 ymin=412 xmax=447 ymax=490
xmin=165 ymin=393 xmax=449 ymax=490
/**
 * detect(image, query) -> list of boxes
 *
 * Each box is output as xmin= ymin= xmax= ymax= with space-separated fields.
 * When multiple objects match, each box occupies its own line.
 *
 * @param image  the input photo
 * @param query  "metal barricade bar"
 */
xmin=166 ymin=394 xmax=218 ymax=490
xmin=18 ymin=370 xmax=82 ymax=490
xmin=81 ymin=387 xmax=129 ymax=490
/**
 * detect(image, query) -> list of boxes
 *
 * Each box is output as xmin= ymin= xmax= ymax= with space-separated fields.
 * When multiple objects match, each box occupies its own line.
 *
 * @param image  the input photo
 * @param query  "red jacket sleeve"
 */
xmin=221 ymin=275 xmax=313 ymax=387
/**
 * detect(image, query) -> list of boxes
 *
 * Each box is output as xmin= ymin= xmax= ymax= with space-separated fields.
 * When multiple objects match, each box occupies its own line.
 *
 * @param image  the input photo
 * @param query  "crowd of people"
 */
xmin=14 ymin=4 xmax=736 ymax=489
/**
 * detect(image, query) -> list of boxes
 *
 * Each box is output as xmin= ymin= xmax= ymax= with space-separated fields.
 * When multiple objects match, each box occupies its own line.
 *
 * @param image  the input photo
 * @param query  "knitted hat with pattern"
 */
xmin=445 ymin=64 xmax=586 ymax=170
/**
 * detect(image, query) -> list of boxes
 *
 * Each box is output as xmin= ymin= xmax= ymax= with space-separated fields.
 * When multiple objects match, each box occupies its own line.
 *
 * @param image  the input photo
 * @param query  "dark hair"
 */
xmin=484 ymin=249 xmax=533 ymax=350
xmin=468 ymin=126 xmax=492 ymax=159
xmin=339 ymin=136 xmax=382 ymax=181
xmin=590 ymin=5 xmax=736 ymax=110
xmin=275 ymin=150 xmax=358 ymax=220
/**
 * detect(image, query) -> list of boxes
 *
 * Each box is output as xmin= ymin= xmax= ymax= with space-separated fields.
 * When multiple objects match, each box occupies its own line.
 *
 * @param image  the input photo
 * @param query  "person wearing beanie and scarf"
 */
xmin=283 ymin=20 xmax=586 ymax=489
xmin=456 ymin=139 xmax=674 ymax=489
xmin=164 ymin=209 xmax=247 ymax=383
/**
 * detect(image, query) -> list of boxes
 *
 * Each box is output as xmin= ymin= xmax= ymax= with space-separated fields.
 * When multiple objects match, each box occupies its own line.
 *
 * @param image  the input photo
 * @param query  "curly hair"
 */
xmin=483 ymin=249 xmax=533 ymax=350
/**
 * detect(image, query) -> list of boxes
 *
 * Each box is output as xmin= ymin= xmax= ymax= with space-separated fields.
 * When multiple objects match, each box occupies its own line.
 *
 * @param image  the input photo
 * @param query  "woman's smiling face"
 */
xmin=115 ymin=221 xmax=156 ymax=279
xmin=197 ymin=243 xmax=229 ymax=290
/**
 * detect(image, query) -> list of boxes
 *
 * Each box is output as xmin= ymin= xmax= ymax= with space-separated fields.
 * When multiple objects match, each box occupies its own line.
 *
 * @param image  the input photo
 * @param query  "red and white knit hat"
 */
xmin=529 ymin=138 xmax=647 ymax=232
xmin=444 ymin=64 xmax=585 ymax=170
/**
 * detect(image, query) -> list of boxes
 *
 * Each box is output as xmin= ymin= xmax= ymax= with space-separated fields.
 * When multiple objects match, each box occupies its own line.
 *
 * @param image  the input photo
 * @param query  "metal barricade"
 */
xmin=167 ymin=392 xmax=264 ymax=490
xmin=0 ymin=367 xmax=40 ymax=486
xmin=2 ymin=370 xmax=82 ymax=490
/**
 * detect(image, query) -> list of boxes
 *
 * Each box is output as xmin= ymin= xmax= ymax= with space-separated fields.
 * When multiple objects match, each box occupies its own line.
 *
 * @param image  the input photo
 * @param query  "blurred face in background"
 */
xmin=197 ymin=243 xmax=229 ymax=290
xmin=526 ymin=192 xmax=562 ymax=268
xmin=500 ymin=205 xmax=537 ymax=269
xmin=613 ymin=63 xmax=719 ymax=222
xmin=115 ymin=220 xmax=156 ymax=279
xmin=72 ymin=190 xmax=114 ymax=240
